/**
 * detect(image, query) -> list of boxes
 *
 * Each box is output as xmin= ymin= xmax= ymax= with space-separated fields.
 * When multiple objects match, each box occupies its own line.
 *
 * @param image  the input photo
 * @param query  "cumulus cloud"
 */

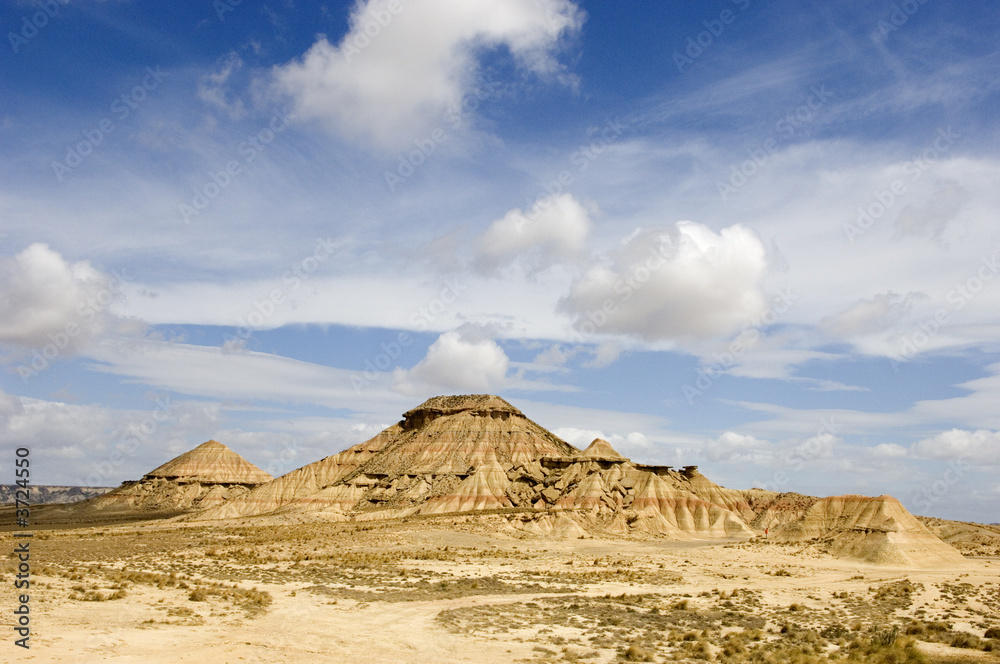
xmin=551 ymin=427 xmax=653 ymax=457
xmin=0 ymin=244 xmax=129 ymax=357
xmin=791 ymin=432 xmax=839 ymax=462
xmin=821 ymin=291 xmax=922 ymax=337
xmin=704 ymin=431 xmax=771 ymax=463
xmin=476 ymin=193 xmax=592 ymax=274
xmin=558 ymin=222 xmax=768 ymax=341
xmin=0 ymin=391 xmax=24 ymax=426
xmin=911 ymin=429 xmax=1000 ymax=466
xmin=394 ymin=327 xmax=509 ymax=394
xmin=273 ymin=0 xmax=584 ymax=149
xmin=551 ymin=426 xmax=605 ymax=448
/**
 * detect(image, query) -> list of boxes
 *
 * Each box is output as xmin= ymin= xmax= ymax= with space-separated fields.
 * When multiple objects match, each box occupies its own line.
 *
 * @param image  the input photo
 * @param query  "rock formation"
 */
xmin=198 ymin=397 xmax=753 ymax=541
xmin=82 ymin=440 xmax=273 ymax=511
xmin=751 ymin=492 xmax=968 ymax=567
xmin=79 ymin=394 xmax=965 ymax=567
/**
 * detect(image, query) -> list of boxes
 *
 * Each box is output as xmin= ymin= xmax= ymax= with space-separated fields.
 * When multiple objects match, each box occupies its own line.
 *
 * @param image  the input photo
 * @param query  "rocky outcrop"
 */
xmin=766 ymin=494 xmax=968 ymax=567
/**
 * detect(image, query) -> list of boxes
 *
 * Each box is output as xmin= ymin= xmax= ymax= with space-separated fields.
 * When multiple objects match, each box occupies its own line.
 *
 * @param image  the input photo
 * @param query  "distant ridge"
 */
xmin=0 ymin=485 xmax=114 ymax=505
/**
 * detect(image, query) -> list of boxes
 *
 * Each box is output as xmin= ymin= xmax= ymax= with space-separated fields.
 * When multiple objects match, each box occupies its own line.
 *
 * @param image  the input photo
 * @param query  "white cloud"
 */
xmin=550 ymin=427 xmax=653 ymax=458
xmin=893 ymin=181 xmax=969 ymax=245
xmin=559 ymin=222 xmax=768 ymax=341
xmin=866 ymin=442 xmax=908 ymax=459
xmin=0 ymin=391 xmax=23 ymax=425
xmin=85 ymin=338 xmax=410 ymax=412
xmin=273 ymin=0 xmax=584 ymax=149
xmin=911 ymin=429 xmax=1000 ymax=467
xmin=198 ymin=52 xmax=246 ymax=120
xmin=821 ymin=291 xmax=921 ymax=337
xmin=551 ymin=426 xmax=604 ymax=449
xmin=790 ymin=432 xmax=839 ymax=463
xmin=582 ymin=341 xmax=622 ymax=368
xmin=0 ymin=244 xmax=133 ymax=357
xmin=476 ymin=193 xmax=592 ymax=273
xmin=394 ymin=328 xmax=509 ymax=394
xmin=533 ymin=343 xmax=577 ymax=367
xmin=704 ymin=431 xmax=771 ymax=463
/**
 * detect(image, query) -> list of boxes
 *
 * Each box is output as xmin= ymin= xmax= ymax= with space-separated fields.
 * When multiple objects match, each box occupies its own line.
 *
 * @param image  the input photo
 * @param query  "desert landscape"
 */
xmin=5 ymin=2 xmax=1000 ymax=662
xmin=5 ymin=395 xmax=999 ymax=663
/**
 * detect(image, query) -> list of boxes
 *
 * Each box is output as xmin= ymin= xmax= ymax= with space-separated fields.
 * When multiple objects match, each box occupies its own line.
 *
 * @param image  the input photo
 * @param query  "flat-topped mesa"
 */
xmin=400 ymin=394 xmax=524 ymax=430
xmin=635 ymin=464 xmax=674 ymax=476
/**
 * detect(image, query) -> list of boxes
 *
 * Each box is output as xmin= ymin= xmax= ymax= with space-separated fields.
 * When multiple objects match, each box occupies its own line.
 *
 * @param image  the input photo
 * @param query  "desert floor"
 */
xmin=4 ymin=511 xmax=999 ymax=663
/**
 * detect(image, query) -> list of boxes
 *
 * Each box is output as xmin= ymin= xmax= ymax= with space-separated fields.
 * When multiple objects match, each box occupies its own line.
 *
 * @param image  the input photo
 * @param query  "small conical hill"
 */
xmin=83 ymin=440 xmax=272 ymax=512
xmin=576 ymin=438 xmax=625 ymax=461
xmin=144 ymin=440 xmax=273 ymax=484
xmin=764 ymin=494 xmax=968 ymax=567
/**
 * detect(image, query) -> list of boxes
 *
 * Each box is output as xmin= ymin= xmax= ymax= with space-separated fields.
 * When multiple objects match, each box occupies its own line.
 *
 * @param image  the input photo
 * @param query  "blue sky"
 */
xmin=1 ymin=0 xmax=999 ymax=522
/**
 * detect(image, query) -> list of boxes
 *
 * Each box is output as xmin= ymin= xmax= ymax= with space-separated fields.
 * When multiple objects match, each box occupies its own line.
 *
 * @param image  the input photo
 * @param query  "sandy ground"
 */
xmin=4 ymin=515 xmax=999 ymax=663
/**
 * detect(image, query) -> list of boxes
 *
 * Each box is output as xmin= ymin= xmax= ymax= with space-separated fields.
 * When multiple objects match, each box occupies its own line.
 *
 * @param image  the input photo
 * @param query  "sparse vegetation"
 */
xmin=3 ymin=506 xmax=999 ymax=663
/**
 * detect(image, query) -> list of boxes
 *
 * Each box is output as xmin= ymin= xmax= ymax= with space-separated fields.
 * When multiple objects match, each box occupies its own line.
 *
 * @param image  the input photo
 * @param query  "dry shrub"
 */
xmin=621 ymin=644 xmax=654 ymax=661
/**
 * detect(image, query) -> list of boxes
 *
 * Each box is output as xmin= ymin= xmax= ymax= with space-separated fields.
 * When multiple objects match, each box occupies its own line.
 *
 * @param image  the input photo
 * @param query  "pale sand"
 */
xmin=6 ymin=516 xmax=999 ymax=663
